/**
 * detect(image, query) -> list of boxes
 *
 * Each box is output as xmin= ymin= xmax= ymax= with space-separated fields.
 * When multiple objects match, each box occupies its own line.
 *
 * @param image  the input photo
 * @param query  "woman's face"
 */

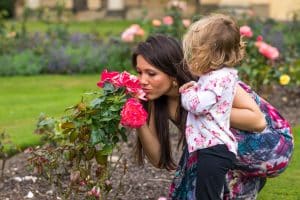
xmin=136 ymin=55 xmax=176 ymax=100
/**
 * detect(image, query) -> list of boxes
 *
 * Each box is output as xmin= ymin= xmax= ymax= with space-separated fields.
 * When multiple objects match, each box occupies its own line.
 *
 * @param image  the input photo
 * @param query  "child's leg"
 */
xmin=196 ymin=145 xmax=236 ymax=200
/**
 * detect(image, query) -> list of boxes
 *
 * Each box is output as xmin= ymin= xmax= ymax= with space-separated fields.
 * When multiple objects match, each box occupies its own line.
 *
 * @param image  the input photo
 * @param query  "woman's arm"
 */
xmin=230 ymin=85 xmax=266 ymax=132
xmin=136 ymin=103 xmax=161 ymax=167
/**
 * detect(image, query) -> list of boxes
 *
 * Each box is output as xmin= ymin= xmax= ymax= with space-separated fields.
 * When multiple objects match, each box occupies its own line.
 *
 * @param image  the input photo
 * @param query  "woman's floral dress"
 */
xmin=169 ymin=81 xmax=294 ymax=200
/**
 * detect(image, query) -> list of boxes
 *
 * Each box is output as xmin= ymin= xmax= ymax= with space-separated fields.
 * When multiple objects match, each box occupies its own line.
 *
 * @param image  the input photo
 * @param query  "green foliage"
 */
xmin=0 ymin=130 xmax=19 ymax=178
xmin=28 ymin=82 xmax=129 ymax=199
xmin=148 ymin=6 xmax=189 ymax=41
xmin=0 ymin=49 xmax=44 ymax=76
xmin=0 ymin=75 xmax=99 ymax=150
xmin=237 ymin=15 xmax=300 ymax=92
xmin=0 ymin=0 xmax=15 ymax=18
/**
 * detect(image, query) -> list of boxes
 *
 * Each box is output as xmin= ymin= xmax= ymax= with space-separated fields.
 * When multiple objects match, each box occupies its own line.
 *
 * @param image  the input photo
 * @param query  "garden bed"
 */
xmin=0 ymin=86 xmax=299 ymax=200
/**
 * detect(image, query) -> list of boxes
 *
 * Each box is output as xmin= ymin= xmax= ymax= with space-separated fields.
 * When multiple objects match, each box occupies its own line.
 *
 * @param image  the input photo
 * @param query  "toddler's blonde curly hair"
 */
xmin=183 ymin=13 xmax=245 ymax=75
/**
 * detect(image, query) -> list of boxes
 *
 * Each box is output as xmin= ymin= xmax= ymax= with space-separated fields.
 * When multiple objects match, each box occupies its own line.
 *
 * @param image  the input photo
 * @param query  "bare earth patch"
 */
xmin=1 ymin=86 xmax=299 ymax=200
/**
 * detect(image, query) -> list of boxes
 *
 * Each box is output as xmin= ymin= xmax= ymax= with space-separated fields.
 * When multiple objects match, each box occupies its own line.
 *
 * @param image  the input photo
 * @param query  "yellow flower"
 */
xmin=279 ymin=74 xmax=290 ymax=85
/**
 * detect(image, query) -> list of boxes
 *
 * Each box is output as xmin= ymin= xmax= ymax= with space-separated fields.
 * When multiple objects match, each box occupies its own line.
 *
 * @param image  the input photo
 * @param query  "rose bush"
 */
xmin=28 ymin=70 xmax=147 ymax=199
xmin=237 ymin=24 xmax=298 ymax=92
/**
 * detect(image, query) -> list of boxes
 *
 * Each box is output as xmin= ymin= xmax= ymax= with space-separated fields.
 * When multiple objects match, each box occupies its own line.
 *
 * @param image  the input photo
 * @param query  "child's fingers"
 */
xmin=179 ymin=81 xmax=196 ymax=93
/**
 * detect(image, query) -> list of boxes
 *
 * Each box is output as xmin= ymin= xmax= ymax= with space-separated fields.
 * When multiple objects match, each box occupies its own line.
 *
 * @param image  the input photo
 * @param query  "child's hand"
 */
xmin=179 ymin=81 xmax=197 ymax=93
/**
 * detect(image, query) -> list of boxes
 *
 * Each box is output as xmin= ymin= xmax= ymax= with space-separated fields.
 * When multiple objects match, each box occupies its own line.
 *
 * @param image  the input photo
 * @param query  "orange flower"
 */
xmin=152 ymin=19 xmax=162 ymax=27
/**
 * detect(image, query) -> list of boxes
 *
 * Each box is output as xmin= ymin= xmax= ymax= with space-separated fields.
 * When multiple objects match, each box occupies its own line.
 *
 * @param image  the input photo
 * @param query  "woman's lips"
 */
xmin=142 ymin=88 xmax=151 ymax=93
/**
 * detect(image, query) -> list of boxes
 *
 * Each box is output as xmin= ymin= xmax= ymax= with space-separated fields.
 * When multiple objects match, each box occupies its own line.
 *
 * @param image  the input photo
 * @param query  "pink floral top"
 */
xmin=181 ymin=67 xmax=238 ymax=154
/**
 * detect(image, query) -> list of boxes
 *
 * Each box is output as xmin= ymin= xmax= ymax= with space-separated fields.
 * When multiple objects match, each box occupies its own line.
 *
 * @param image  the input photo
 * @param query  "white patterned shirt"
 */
xmin=181 ymin=67 xmax=238 ymax=154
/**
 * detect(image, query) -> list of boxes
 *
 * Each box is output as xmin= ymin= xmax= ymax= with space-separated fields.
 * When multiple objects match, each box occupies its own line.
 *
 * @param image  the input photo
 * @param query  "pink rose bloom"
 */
xmin=240 ymin=25 xmax=253 ymax=38
xmin=119 ymin=71 xmax=146 ymax=100
xmin=121 ymin=31 xmax=134 ymax=42
xmin=168 ymin=0 xmax=187 ymax=11
xmin=163 ymin=16 xmax=174 ymax=25
xmin=256 ymin=35 xmax=263 ymax=42
xmin=97 ymin=69 xmax=120 ymax=88
xmin=152 ymin=19 xmax=162 ymax=27
xmin=182 ymin=19 xmax=191 ymax=28
xmin=120 ymin=98 xmax=148 ymax=128
xmin=256 ymin=42 xmax=279 ymax=60
xmin=97 ymin=70 xmax=146 ymax=100
xmin=121 ymin=24 xmax=144 ymax=42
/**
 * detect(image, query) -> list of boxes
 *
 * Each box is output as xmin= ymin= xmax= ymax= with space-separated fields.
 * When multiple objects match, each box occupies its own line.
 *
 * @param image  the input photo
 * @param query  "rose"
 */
xmin=97 ymin=69 xmax=120 ymax=88
xmin=121 ymin=24 xmax=145 ymax=42
xmin=97 ymin=70 xmax=146 ymax=100
xmin=163 ymin=16 xmax=174 ymax=25
xmin=182 ymin=19 xmax=191 ymax=28
xmin=97 ymin=70 xmax=148 ymax=128
xmin=120 ymin=98 xmax=148 ymax=128
xmin=255 ymin=41 xmax=279 ymax=60
xmin=152 ymin=19 xmax=162 ymax=27
xmin=240 ymin=25 xmax=253 ymax=38
xmin=279 ymin=74 xmax=290 ymax=85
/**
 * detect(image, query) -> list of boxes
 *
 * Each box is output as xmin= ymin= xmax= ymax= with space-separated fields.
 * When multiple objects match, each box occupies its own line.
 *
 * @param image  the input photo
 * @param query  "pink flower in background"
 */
xmin=120 ymin=98 xmax=148 ymax=128
xmin=167 ymin=0 xmax=187 ymax=11
xmin=255 ymin=41 xmax=279 ymax=60
xmin=121 ymin=24 xmax=145 ymax=42
xmin=256 ymin=35 xmax=263 ymax=42
xmin=163 ymin=16 xmax=174 ymax=25
xmin=240 ymin=25 xmax=253 ymax=38
xmin=121 ymin=32 xmax=134 ymax=42
xmin=152 ymin=19 xmax=162 ymax=27
xmin=182 ymin=19 xmax=191 ymax=28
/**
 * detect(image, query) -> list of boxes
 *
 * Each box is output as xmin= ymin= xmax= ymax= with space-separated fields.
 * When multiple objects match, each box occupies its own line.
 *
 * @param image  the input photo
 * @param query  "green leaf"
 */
xmin=90 ymin=128 xmax=105 ymax=145
xmin=90 ymin=97 xmax=105 ymax=108
xmin=95 ymin=151 xmax=108 ymax=165
xmin=119 ymin=127 xmax=128 ymax=142
xmin=69 ymin=131 xmax=79 ymax=143
xmin=100 ymin=144 xmax=114 ymax=155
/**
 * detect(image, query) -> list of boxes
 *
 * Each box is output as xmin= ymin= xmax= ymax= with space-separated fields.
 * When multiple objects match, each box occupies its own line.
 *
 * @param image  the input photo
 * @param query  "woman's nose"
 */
xmin=139 ymin=74 xmax=148 ymax=85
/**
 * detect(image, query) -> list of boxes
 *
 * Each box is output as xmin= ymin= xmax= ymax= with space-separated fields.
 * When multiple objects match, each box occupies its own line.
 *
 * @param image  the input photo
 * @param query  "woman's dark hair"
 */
xmin=132 ymin=34 xmax=196 ymax=170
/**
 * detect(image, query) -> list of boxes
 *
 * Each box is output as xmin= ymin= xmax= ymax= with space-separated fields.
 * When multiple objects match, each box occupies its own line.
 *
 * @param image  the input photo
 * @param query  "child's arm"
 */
xmin=179 ymin=81 xmax=216 ymax=115
xmin=230 ymin=85 xmax=266 ymax=132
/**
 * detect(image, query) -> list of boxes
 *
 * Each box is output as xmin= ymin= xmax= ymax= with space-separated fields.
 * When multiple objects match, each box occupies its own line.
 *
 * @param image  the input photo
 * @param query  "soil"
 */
xmin=0 ymin=86 xmax=299 ymax=200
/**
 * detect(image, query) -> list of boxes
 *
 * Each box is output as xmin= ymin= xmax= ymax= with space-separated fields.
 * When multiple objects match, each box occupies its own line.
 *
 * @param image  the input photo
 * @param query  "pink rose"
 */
xmin=182 ymin=19 xmax=191 ymax=28
xmin=97 ymin=69 xmax=120 ymax=88
xmin=163 ymin=16 xmax=174 ymax=25
xmin=120 ymin=98 xmax=148 ymax=128
xmin=240 ymin=25 xmax=253 ymax=38
xmin=255 ymin=41 xmax=279 ymax=60
xmin=121 ymin=24 xmax=145 ymax=42
xmin=256 ymin=35 xmax=263 ymax=42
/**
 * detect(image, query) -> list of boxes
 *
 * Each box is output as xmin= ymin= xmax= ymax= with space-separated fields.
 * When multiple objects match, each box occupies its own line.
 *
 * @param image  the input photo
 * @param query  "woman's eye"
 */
xmin=148 ymin=72 xmax=156 ymax=76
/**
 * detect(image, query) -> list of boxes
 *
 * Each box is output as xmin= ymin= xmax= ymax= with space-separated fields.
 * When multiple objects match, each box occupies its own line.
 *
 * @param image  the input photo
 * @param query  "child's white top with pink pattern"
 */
xmin=181 ymin=67 xmax=238 ymax=154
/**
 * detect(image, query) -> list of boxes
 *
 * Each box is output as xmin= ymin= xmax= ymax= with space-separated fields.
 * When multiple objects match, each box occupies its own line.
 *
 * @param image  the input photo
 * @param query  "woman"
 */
xmin=132 ymin=34 xmax=293 ymax=199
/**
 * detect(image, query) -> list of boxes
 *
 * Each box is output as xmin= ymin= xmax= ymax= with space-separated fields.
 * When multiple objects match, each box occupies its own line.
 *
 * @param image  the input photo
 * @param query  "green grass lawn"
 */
xmin=5 ymin=19 xmax=150 ymax=37
xmin=0 ymin=75 xmax=299 ymax=199
xmin=0 ymin=74 xmax=99 ymax=148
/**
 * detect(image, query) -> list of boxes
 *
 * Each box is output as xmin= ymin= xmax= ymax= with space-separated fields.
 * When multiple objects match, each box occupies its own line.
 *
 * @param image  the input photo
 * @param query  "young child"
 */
xmin=179 ymin=14 xmax=248 ymax=199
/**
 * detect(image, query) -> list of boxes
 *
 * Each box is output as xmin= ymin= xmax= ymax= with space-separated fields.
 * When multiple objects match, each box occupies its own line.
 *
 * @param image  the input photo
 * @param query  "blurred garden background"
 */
xmin=0 ymin=0 xmax=299 ymax=199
